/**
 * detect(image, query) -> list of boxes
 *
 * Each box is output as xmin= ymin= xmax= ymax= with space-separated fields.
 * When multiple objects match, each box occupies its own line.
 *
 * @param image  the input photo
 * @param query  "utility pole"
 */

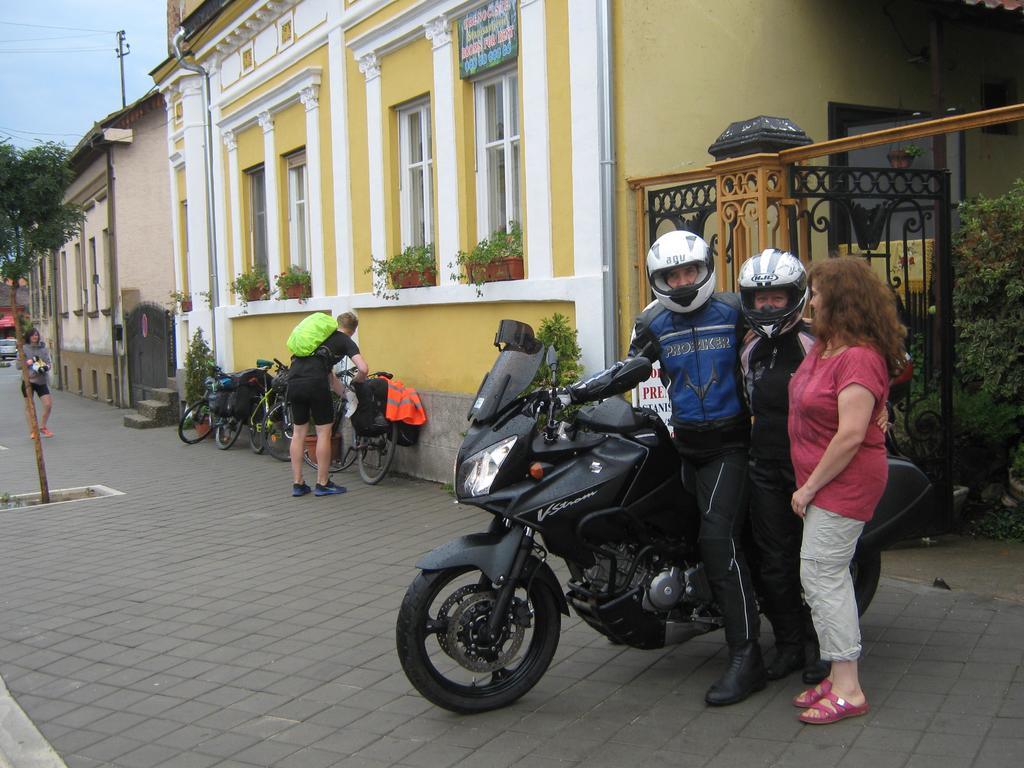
xmin=116 ymin=30 xmax=130 ymax=108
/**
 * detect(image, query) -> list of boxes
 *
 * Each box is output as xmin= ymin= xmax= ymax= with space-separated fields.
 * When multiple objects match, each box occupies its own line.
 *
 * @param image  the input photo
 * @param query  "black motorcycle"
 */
xmin=396 ymin=320 xmax=935 ymax=713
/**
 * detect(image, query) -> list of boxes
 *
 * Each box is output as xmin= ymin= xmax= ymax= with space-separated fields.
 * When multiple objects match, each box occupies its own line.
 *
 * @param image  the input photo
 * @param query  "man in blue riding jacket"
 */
xmin=628 ymin=230 xmax=765 ymax=706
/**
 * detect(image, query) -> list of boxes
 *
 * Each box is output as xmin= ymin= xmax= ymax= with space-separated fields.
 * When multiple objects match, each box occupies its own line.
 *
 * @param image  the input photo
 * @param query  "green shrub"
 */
xmin=184 ymin=328 xmax=214 ymax=405
xmin=954 ymin=179 xmax=1024 ymax=404
xmin=1011 ymin=442 xmax=1024 ymax=479
xmin=531 ymin=312 xmax=583 ymax=390
xmin=972 ymin=505 xmax=1024 ymax=542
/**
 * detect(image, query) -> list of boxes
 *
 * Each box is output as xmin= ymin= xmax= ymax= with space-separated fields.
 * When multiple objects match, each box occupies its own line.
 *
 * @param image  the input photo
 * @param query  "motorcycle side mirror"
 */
xmin=545 ymin=345 xmax=558 ymax=376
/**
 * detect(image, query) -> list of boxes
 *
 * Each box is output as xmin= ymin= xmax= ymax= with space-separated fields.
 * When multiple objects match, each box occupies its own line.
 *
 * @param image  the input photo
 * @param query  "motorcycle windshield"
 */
xmin=468 ymin=321 xmax=544 ymax=423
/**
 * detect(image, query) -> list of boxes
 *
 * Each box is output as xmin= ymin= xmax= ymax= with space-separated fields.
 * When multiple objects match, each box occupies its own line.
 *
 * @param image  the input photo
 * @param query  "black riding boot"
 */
xmin=764 ymin=611 xmax=805 ymax=681
xmin=705 ymin=642 xmax=767 ymax=706
xmin=803 ymin=632 xmax=831 ymax=685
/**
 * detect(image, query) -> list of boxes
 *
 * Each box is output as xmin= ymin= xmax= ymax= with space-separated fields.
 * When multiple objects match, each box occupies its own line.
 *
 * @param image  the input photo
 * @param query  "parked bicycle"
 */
xmin=177 ymin=364 xmax=270 ymax=449
xmin=247 ymin=358 xmax=290 ymax=455
xmin=303 ymin=367 xmax=398 ymax=485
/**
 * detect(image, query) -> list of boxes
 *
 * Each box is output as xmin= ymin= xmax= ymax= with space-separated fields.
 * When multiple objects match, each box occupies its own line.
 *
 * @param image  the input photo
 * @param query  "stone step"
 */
xmin=150 ymin=387 xmax=179 ymax=406
xmin=136 ymin=400 xmax=178 ymax=425
xmin=123 ymin=413 xmax=169 ymax=430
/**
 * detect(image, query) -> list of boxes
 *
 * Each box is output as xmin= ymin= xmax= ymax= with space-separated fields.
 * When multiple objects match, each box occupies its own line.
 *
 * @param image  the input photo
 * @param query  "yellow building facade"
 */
xmin=154 ymin=0 xmax=1024 ymax=480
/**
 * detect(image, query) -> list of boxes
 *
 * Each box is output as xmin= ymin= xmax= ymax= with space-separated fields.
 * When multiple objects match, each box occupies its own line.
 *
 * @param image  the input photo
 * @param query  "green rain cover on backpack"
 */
xmin=286 ymin=312 xmax=337 ymax=357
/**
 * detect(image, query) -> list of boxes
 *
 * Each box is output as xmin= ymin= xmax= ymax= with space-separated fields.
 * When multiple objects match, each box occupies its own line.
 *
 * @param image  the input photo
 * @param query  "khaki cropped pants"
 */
xmin=800 ymin=504 xmax=865 ymax=662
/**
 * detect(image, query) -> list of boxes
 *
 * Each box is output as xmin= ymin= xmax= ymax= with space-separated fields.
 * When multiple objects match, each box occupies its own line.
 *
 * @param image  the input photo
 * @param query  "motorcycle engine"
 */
xmin=581 ymin=544 xmax=707 ymax=613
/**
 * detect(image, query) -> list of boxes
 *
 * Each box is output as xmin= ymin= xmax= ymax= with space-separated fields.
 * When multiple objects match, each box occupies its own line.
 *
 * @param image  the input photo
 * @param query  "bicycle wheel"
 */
xmin=249 ymin=400 xmax=268 ymax=454
xmin=358 ymin=421 xmax=398 ymax=485
xmin=214 ymin=417 xmax=243 ymax=450
xmin=338 ymin=413 xmax=358 ymax=471
xmin=178 ymin=402 xmax=213 ymax=444
xmin=265 ymin=402 xmax=293 ymax=462
xmin=304 ymin=399 xmax=353 ymax=473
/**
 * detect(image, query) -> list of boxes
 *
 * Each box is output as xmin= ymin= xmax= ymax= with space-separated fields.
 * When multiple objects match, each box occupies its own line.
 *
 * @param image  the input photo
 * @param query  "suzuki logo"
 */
xmin=537 ymin=489 xmax=598 ymax=522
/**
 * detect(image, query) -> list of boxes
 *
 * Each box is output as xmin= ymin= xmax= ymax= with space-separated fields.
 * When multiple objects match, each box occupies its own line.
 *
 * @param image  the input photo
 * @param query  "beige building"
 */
xmin=34 ymin=92 xmax=175 ymax=408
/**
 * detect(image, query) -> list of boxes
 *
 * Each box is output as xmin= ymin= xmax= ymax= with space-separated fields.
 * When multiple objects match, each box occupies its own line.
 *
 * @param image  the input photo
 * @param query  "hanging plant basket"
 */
xmin=180 ymin=299 xmax=193 ymax=312
xmin=246 ymin=287 xmax=266 ymax=302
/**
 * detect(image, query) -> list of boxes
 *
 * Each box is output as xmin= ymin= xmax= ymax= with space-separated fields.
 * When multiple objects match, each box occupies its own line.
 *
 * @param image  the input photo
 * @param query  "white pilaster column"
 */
xmin=425 ymin=16 xmax=460 ymax=287
xmin=329 ymin=24 xmax=354 ymax=296
xmin=520 ymin=0 xmax=553 ymax=280
xmin=258 ymin=110 xmax=281 ymax=276
xmin=568 ymin=0 xmax=603 ymax=278
xmin=208 ymin=60 xmax=230 ymax=308
xmin=222 ymin=130 xmax=244 ymax=287
xmin=300 ymin=85 xmax=326 ymax=297
xmin=360 ymin=53 xmax=387 ymax=294
xmin=180 ymin=76 xmax=212 ymax=303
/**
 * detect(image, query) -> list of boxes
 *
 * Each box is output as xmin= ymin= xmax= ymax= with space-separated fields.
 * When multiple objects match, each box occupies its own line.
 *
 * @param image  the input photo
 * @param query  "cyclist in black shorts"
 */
xmin=288 ymin=324 xmax=368 ymax=496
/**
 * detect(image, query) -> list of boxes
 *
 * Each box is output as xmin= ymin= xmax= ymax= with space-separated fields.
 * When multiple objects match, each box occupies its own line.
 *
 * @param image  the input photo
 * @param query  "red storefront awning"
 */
xmin=0 ymin=315 xmax=15 ymax=328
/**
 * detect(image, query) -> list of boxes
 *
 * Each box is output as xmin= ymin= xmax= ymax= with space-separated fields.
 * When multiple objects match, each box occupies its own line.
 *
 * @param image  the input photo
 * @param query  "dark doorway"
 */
xmin=125 ymin=303 xmax=174 ymax=407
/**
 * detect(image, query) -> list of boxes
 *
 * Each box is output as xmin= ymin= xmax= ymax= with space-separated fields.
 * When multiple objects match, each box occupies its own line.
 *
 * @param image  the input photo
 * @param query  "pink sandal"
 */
xmin=792 ymin=678 xmax=831 ymax=708
xmin=798 ymin=689 xmax=869 ymax=724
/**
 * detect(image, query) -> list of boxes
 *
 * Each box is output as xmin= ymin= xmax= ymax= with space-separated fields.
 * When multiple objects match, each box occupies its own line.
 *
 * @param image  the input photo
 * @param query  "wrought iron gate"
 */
xmin=646 ymin=165 xmax=955 ymax=533
xmin=125 ymin=303 xmax=175 ymax=407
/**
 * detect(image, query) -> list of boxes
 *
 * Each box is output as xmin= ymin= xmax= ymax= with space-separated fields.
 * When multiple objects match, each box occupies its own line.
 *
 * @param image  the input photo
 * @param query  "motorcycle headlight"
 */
xmin=457 ymin=436 xmax=518 ymax=498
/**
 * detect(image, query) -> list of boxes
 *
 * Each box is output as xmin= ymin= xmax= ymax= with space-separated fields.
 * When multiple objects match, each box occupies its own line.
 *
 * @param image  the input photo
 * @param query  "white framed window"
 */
xmin=398 ymin=101 xmax=433 ymax=248
xmin=74 ymin=242 xmax=84 ymax=311
xmin=286 ymin=152 xmax=309 ymax=270
xmin=59 ymin=251 xmax=68 ymax=314
xmin=247 ymin=166 xmax=268 ymax=275
xmin=475 ymin=69 xmax=520 ymax=237
xmin=88 ymin=236 xmax=99 ymax=313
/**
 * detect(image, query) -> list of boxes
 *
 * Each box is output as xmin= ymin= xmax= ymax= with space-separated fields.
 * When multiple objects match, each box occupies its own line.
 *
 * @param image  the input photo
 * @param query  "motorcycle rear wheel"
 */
xmin=853 ymin=550 xmax=881 ymax=616
xmin=396 ymin=564 xmax=561 ymax=714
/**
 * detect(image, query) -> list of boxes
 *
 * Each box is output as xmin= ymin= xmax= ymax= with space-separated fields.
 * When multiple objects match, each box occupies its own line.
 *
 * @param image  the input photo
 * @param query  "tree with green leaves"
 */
xmin=0 ymin=141 xmax=83 ymax=503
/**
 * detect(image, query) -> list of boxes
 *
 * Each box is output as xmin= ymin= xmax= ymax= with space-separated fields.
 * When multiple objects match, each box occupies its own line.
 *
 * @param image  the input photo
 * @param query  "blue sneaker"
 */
xmin=292 ymin=483 xmax=311 ymax=497
xmin=314 ymin=481 xmax=346 ymax=496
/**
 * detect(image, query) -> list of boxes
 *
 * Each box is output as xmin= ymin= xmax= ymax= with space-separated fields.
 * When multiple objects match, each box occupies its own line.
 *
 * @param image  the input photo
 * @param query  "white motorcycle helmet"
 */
xmin=738 ymin=249 xmax=808 ymax=339
xmin=646 ymin=230 xmax=716 ymax=314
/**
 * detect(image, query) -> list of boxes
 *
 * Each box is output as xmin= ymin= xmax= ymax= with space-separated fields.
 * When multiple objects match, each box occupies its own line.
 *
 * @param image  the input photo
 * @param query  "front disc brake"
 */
xmin=436 ymin=584 xmax=489 ymax=658
xmin=446 ymin=592 xmax=526 ymax=673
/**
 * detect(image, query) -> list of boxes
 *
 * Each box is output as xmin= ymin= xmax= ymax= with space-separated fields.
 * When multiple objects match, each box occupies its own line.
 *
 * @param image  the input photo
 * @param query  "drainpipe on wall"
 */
xmin=171 ymin=27 xmax=219 ymax=358
xmin=597 ymin=0 xmax=617 ymax=366
xmin=106 ymin=144 xmax=123 ymax=407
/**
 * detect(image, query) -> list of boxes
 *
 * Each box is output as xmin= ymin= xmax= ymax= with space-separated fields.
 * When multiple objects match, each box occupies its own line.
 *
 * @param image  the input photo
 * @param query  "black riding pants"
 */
xmin=748 ymin=457 xmax=810 ymax=648
xmin=682 ymin=448 xmax=760 ymax=648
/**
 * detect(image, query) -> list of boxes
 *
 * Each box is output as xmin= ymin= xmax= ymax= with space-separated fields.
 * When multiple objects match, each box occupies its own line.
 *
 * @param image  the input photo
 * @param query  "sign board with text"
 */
xmin=632 ymin=361 xmax=673 ymax=435
xmin=458 ymin=0 xmax=518 ymax=79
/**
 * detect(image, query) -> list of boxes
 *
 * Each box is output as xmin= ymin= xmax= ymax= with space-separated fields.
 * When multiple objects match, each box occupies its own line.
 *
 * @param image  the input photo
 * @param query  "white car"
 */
xmin=0 ymin=338 xmax=17 ymax=360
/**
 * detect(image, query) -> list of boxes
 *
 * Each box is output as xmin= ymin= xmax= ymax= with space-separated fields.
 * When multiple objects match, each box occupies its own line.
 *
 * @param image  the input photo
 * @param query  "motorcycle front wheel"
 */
xmin=396 ymin=564 xmax=561 ymax=714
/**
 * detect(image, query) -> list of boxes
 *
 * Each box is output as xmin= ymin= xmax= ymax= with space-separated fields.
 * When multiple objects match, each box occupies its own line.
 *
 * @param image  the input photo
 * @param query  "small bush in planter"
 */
xmin=230 ymin=269 xmax=269 ymax=306
xmin=275 ymin=264 xmax=312 ymax=300
xmin=450 ymin=222 xmax=524 ymax=296
xmin=366 ymin=244 xmax=436 ymax=300
xmin=183 ymin=328 xmax=214 ymax=405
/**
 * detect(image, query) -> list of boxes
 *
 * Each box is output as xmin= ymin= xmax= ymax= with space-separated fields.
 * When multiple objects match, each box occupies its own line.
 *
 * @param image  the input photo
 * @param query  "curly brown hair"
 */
xmin=807 ymin=257 xmax=907 ymax=376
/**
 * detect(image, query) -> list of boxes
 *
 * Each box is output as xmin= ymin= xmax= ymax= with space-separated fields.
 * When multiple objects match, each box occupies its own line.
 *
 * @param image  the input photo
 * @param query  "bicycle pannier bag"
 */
xmin=350 ymin=378 xmax=390 ymax=437
xmin=286 ymin=312 xmax=337 ymax=357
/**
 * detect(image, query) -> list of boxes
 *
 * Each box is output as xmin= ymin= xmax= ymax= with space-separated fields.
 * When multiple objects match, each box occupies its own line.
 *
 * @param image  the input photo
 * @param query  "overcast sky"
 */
xmin=0 ymin=1 xmax=170 ymax=150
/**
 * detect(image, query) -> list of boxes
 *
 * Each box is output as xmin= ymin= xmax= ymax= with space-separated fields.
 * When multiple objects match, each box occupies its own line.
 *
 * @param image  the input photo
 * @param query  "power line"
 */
xmin=0 ymin=20 xmax=113 ymax=33
xmin=0 ymin=47 xmax=111 ymax=53
xmin=0 ymin=32 xmax=110 ymax=43
xmin=0 ymin=126 xmax=82 ymax=137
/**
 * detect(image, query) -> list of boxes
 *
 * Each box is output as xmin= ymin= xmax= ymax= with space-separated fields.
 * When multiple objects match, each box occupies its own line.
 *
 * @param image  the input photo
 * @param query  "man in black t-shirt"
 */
xmin=288 ymin=326 xmax=368 ymax=496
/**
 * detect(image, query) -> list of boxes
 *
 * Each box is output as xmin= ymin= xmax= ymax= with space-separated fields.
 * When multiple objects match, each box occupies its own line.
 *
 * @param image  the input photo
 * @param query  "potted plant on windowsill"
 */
xmin=230 ymin=269 xmax=269 ymax=306
xmin=275 ymin=264 xmax=312 ymax=300
xmin=450 ymin=223 xmax=524 ymax=296
xmin=366 ymin=244 xmax=437 ymax=300
xmin=168 ymin=290 xmax=193 ymax=314
xmin=887 ymin=143 xmax=924 ymax=169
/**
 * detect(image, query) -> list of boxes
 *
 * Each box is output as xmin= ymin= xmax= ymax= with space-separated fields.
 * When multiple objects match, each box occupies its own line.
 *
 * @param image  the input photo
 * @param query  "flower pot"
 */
xmin=180 ymin=300 xmax=193 ymax=312
xmin=887 ymin=150 xmax=914 ymax=169
xmin=391 ymin=267 xmax=437 ymax=289
xmin=245 ymin=287 xmax=266 ymax=302
xmin=467 ymin=257 xmax=525 ymax=285
xmin=284 ymin=284 xmax=310 ymax=299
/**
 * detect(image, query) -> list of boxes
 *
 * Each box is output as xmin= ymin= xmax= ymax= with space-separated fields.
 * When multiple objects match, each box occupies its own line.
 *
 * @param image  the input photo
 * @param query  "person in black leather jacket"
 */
xmin=627 ymin=230 xmax=765 ymax=707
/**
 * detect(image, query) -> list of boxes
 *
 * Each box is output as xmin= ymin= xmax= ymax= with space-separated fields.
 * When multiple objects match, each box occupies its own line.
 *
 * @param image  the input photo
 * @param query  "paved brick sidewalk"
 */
xmin=1 ymin=385 xmax=1023 ymax=767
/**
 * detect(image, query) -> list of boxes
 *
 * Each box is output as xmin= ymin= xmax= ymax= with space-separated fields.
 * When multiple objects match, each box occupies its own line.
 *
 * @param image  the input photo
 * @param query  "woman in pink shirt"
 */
xmin=787 ymin=257 xmax=906 ymax=725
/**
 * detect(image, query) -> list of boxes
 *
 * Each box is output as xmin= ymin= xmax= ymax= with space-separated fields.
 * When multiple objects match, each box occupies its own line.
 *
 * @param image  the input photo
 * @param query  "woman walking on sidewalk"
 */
xmin=16 ymin=328 xmax=54 ymax=438
xmin=788 ymin=257 xmax=905 ymax=725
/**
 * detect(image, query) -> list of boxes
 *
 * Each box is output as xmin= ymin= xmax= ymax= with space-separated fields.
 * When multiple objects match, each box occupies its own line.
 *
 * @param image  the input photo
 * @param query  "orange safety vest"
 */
xmin=385 ymin=377 xmax=427 ymax=425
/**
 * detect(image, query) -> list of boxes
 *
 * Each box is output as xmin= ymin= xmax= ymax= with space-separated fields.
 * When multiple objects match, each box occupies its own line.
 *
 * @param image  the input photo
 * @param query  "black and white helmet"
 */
xmin=738 ymin=249 xmax=808 ymax=339
xmin=646 ymin=230 xmax=716 ymax=314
